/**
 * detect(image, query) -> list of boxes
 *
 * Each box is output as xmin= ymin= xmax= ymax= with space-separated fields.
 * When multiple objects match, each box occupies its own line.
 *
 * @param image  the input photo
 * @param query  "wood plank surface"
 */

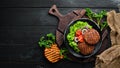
xmin=0 ymin=26 xmax=56 ymax=44
xmin=0 ymin=8 xmax=118 ymax=44
xmin=0 ymin=0 xmax=120 ymax=8
xmin=0 ymin=8 xmax=118 ymax=68
xmin=0 ymin=8 xmax=118 ymax=26
xmin=0 ymin=0 xmax=119 ymax=68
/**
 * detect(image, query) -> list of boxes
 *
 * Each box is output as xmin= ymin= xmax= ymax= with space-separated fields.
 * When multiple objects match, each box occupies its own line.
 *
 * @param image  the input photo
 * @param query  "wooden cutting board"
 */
xmin=49 ymin=5 xmax=111 ymax=62
xmin=49 ymin=5 xmax=86 ymax=47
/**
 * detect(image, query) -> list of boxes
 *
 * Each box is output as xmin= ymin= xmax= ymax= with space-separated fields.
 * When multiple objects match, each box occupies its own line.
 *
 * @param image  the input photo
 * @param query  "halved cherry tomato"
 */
xmin=75 ymin=29 xmax=82 ymax=37
xmin=78 ymin=35 xmax=84 ymax=42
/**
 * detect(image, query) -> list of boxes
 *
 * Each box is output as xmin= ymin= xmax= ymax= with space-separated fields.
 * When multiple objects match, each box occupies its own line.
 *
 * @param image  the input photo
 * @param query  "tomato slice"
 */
xmin=75 ymin=29 xmax=84 ymax=42
xmin=78 ymin=35 xmax=84 ymax=42
xmin=75 ymin=30 xmax=82 ymax=37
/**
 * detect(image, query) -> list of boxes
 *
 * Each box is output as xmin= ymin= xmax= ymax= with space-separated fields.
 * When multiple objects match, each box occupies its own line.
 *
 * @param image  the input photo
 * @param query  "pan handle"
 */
xmin=49 ymin=5 xmax=63 ymax=19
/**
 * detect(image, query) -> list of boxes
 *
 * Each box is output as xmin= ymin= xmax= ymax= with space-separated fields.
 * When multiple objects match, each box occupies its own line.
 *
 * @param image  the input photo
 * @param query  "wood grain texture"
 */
xmin=0 ymin=26 xmax=56 ymax=44
xmin=0 ymin=0 xmax=119 ymax=8
xmin=0 ymin=8 xmax=117 ymax=45
xmin=0 ymin=3 xmax=118 ymax=26
xmin=0 ymin=8 xmax=118 ymax=26
xmin=0 ymin=0 xmax=119 ymax=67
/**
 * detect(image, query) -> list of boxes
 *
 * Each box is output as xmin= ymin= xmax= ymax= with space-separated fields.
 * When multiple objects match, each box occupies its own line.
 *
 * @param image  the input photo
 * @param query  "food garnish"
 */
xmin=75 ymin=29 xmax=84 ymax=42
xmin=67 ymin=21 xmax=92 ymax=53
xmin=85 ymin=8 xmax=108 ymax=31
xmin=38 ymin=33 xmax=64 ymax=63
xmin=38 ymin=33 xmax=55 ymax=48
xmin=67 ymin=19 xmax=101 ymax=55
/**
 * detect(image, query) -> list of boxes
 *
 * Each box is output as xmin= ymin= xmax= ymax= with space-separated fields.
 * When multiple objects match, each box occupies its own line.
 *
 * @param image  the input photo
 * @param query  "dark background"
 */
xmin=0 ymin=0 xmax=120 ymax=68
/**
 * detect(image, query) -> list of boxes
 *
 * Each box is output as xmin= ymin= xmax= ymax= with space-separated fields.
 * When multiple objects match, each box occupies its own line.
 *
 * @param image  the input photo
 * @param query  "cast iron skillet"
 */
xmin=64 ymin=18 xmax=102 ymax=58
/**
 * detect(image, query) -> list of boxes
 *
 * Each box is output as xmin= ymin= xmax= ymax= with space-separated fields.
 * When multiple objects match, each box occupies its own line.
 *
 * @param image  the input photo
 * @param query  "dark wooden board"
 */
xmin=0 ymin=7 xmax=117 ymax=45
xmin=0 ymin=7 xmax=118 ymax=68
xmin=0 ymin=44 xmax=41 ymax=61
xmin=0 ymin=0 xmax=119 ymax=8
xmin=0 ymin=60 xmax=95 ymax=68
xmin=0 ymin=26 xmax=56 ymax=44
xmin=0 ymin=8 xmax=117 ymax=45
xmin=0 ymin=0 xmax=119 ymax=67
xmin=0 ymin=8 xmax=118 ymax=26
xmin=0 ymin=63 xmax=49 ymax=68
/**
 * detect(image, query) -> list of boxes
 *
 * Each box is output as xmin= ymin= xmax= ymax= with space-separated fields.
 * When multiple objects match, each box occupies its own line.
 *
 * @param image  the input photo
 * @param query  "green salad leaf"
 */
xmin=67 ymin=21 xmax=92 ymax=53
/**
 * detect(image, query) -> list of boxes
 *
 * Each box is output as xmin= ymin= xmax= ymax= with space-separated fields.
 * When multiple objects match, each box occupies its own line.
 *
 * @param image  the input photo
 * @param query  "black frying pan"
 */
xmin=64 ymin=18 xmax=102 ymax=58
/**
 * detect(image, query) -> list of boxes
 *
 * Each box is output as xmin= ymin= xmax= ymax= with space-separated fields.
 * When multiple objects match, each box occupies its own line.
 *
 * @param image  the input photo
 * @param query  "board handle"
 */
xmin=49 ymin=5 xmax=63 ymax=19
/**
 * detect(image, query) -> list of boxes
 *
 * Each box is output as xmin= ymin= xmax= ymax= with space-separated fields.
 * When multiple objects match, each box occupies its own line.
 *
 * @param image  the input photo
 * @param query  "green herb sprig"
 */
xmin=60 ymin=48 xmax=71 ymax=60
xmin=38 ymin=33 xmax=55 ymax=48
xmin=85 ymin=8 xmax=108 ymax=30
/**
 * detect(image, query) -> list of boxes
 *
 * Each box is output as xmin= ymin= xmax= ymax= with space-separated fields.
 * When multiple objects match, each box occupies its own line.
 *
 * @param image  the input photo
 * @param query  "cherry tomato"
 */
xmin=78 ymin=35 xmax=84 ymax=42
xmin=75 ymin=29 xmax=82 ymax=37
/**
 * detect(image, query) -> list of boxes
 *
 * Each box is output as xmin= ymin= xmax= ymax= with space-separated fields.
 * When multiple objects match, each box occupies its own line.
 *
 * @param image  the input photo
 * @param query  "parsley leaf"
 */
xmin=85 ymin=8 xmax=107 ymax=31
xmin=38 ymin=33 xmax=55 ymax=48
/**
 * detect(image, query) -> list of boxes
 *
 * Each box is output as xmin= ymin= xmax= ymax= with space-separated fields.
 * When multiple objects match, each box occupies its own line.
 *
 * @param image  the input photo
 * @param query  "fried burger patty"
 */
xmin=83 ymin=29 xmax=100 ymax=45
xmin=78 ymin=42 xmax=95 ymax=55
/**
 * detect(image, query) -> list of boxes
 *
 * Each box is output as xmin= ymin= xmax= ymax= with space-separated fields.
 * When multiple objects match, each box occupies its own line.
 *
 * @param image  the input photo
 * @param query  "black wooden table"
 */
xmin=0 ymin=0 xmax=120 ymax=68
